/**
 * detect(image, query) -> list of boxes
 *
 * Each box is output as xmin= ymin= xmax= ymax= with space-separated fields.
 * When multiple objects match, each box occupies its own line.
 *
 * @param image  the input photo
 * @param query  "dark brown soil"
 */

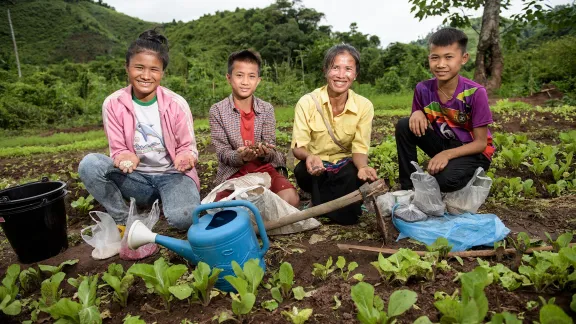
xmin=0 ymin=99 xmax=575 ymax=323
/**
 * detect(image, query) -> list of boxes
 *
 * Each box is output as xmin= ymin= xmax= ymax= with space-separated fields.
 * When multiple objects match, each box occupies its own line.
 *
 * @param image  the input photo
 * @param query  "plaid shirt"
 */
xmin=209 ymin=95 xmax=285 ymax=185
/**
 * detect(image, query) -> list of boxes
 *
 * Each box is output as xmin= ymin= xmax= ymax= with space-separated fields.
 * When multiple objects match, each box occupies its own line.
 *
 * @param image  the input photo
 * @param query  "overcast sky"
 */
xmin=105 ymin=0 xmax=572 ymax=47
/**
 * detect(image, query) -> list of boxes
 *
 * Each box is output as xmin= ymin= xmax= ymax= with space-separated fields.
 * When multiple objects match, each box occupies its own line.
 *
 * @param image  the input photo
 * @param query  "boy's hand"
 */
xmin=114 ymin=152 xmax=140 ymax=173
xmin=255 ymin=142 xmax=275 ymax=158
xmin=306 ymin=155 xmax=325 ymax=176
xmin=174 ymin=152 xmax=196 ymax=172
xmin=409 ymin=110 xmax=428 ymax=137
xmin=357 ymin=166 xmax=378 ymax=182
xmin=427 ymin=151 xmax=450 ymax=175
xmin=238 ymin=146 xmax=257 ymax=162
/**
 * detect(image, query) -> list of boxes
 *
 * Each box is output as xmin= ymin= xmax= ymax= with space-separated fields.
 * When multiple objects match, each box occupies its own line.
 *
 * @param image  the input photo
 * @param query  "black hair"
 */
xmin=428 ymin=27 xmax=468 ymax=54
xmin=227 ymin=49 xmax=262 ymax=76
xmin=323 ymin=44 xmax=360 ymax=75
xmin=126 ymin=29 xmax=169 ymax=70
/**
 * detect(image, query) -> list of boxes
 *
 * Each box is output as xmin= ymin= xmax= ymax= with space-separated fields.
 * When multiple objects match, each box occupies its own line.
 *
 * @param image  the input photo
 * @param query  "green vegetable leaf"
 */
xmin=388 ymin=289 xmax=417 ymax=318
xmin=282 ymin=307 xmax=313 ymax=324
xmin=123 ymin=314 xmax=146 ymax=324
xmin=539 ymin=304 xmax=573 ymax=324
xmin=271 ymin=287 xmax=283 ymax=303
xmin=351 ymin=282 xmax=381 ymax=324
xmin=292 ymin=286 xmax=306 ymax=301
xmin=168 ymin=284 xmax=193 ymax=300
xmin=230 ymin=291 xmax=255 ymax=315
xmin=261 ymin=299 xmax=279 ymax=311
xmin=79 ymin=305 xmax=102 ymax=324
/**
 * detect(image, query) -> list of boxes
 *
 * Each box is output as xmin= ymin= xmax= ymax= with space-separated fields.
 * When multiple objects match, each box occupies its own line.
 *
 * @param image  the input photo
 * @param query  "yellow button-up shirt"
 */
xmin=291 ymin=86 xmax=374 ymax=164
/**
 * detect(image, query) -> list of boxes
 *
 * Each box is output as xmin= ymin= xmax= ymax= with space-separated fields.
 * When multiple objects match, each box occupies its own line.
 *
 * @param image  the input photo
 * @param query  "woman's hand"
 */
xmin=174 ymin=152 xmax=197 ymax=172
xmin=357 ymin=165 xmax=378 ymax=182
xmin=409 ymin=110 xmax=429 ymax=137
xmin=306 ymin=155 xmax=325 ymax=176
xmin=238 ymin=146 xmax=257 ymax=162
xmin=114 ymin=152 xmax=140 ymax=173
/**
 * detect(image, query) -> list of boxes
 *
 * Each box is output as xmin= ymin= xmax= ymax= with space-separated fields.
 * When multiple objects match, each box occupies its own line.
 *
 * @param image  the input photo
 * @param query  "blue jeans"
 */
xmin=78 ymin=153 xmax=200 ymax=230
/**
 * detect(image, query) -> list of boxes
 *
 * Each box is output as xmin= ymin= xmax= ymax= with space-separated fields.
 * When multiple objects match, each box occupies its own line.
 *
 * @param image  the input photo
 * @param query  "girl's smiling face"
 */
xmin=126 ymin=51 xmax=164 ymax=102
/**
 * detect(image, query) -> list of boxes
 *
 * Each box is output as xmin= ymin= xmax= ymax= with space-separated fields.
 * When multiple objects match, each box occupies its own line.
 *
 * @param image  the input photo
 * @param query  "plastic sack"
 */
xmin=392 ymin=211 xmax=510 ymax=252
xmin=393 ymin=203 xmax=428 ymax=222
xmin=375 ymin=193 xmax=395 ymax=217
xmin=444 ymin=167 xmax=492 ymax=215
xmin=81 ymin=211 xmax=121 ymax=260
xmin=120 ymin=198 xmax=160 ymax=260
xmin=410 ymin=161 xmax=445 ymax=216
xmin=202 ymin=173 xmax=321 ymax=235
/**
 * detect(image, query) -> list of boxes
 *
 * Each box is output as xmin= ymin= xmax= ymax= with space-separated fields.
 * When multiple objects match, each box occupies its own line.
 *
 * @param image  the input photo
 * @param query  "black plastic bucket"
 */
xmin=0 ymin=178 xmax=68 ymax=264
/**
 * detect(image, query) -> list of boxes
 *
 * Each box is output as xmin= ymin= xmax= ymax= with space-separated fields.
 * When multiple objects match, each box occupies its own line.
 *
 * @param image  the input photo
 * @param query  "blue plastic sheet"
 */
xmin=392 ymin=204 xmax=510 ymax=252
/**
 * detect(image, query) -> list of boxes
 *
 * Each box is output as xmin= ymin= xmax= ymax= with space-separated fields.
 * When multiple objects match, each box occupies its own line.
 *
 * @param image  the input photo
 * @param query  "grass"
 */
xmin=0 ymin=130 xmax=106 ymax=148
xmin=0 ymin=139 xmax=109 ymax=158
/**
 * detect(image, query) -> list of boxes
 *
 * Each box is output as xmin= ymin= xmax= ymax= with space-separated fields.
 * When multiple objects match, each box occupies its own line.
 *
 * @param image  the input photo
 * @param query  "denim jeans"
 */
xmin=78 ymin=153 xmax=200 ymax=230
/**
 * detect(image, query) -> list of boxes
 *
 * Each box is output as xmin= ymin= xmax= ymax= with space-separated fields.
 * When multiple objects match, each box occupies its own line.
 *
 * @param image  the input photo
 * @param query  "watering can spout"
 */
xmin=127 ymin=220 xmax=199 ymax=264
xmin=155 ymin=235 xmax=198 ymax=264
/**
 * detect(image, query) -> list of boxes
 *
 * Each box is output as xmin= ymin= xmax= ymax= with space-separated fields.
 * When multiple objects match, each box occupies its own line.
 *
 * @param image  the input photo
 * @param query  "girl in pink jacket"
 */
xmin=78 ymin=30 xmax=200 ymax=244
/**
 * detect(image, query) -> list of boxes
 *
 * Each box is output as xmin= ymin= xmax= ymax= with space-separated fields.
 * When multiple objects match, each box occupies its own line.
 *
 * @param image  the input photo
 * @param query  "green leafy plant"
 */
xmin=44 ymin=274 xmax=101 ymax=324
xmin=0 ymin=264 xmax=21 ymax=316
xmin=522 ymin=157 xmax=550 ymax=176
xmin=548 ymin=152 xmax=573 ymax=182
xmin=476 ymin=259 xmax=531 ymax=291
xmin=19 ymin=266 xmax=42 ymax=293
xmin=559 ymin=130 xmax=576 ymax=153
xmin=127 ymin=257 xmax=187 ymax=311
xmin=501 ymin=146 xmax=532 ymax=169
xmin=545 ymin=232 xmax=574 ymax=252
xmin=519 ymin=248 xmax=576 ymax=292
xmin=224 ymin=274 xmax=256 ymax=318
xmin=230 ymin=259 xmax=264 ymax=296
xmin=169 ymin=261 xmax=222 ymax=306
xmin=261 ymin=299 xmax=279 ymax=311
xmin=433 ymin=267 xmax=491 ymax=323
xmin=39 ymin=272 xmax=66 ymax=312
xmin=269 ymin=262 xmax=304 ymax=302
xmin=539 ymin=304 xmax=573 ymax=324
xmin=281 ymin=306 xmax=313 ymax=324
xmin=425 ymin=237 xmax=453 ymax=259
xmin=371 ymin=249 xmax=433 ymax=284
xmin=335 ymin=256 xmax=359 ymax=280
xmin=123 ymin=314 xmax=146 ymax=324
xmin=38 ymin=259 xmax=79 ymax=276
xmin=101 ymin=263 xmax=134 ymax=308
xmin=547 ymin=180 xmax=568 ymax=197
xmin=350 ymin=282 xmax=417 ymax=324
xmin=70 ymin=195 xmax=95 ymax=214
xmin=312 ymin=256 xmax=335 ymax=280
xmin=489 ymin=312 xmax=522 ymax=324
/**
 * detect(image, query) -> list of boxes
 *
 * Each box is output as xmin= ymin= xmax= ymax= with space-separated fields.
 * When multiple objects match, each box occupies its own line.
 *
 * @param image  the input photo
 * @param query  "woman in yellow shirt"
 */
xmin=291 ymin=44 xmax=378 ymax=225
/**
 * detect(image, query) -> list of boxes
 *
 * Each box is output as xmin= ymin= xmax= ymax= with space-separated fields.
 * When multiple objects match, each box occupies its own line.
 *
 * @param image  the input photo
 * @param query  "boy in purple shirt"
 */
xmin=395 ymin=27 xmax=495 ymax=192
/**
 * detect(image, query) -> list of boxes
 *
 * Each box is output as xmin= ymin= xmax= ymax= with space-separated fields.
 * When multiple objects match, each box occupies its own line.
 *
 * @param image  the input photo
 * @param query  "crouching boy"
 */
xmin=395 ymin=27 xmax=494 ymax=192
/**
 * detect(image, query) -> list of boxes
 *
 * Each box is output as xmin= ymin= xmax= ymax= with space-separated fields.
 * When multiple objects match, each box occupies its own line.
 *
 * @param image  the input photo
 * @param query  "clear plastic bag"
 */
xmin=392 ymin=203 xmax=428 ymax=222
xmin=375 ymin=192 xmax=395 ymax=217
xmin=410 ymin=161 xmax=445 ymax=216
xmin=81 ymin=211 xmax=121 ymax=260
xmin=120 ymin=198 xmax=160 ymax=260
xmin=202 ymin=173 xmax=321 ymax=235
xmin=444 ymin=167 xmax=492 ymax=215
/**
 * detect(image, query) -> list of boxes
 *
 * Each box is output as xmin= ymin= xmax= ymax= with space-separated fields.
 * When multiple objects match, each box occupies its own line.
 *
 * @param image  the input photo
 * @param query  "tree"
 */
xmin=408 ymin=0 xmax=549 ymax=91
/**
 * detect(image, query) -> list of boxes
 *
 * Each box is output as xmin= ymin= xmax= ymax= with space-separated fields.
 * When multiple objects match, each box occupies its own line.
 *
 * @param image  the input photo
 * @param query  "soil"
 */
xmin=0 ymin=95 xmax=575 ymax=323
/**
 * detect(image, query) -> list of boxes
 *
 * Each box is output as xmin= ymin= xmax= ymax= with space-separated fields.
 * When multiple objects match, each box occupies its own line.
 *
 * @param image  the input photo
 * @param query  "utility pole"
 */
xmin=7 ymin=9 xmax=22 ymax=78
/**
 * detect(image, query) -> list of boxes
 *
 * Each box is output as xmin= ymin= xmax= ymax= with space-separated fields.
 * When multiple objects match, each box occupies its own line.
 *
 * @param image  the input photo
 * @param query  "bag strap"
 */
xmin=308 ymin=93 xmax=351 ymax=153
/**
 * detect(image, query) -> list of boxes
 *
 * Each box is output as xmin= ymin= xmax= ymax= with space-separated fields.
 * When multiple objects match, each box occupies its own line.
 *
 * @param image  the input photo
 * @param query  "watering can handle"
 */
xmin=192 ymin=200 xmax=270 ymax=257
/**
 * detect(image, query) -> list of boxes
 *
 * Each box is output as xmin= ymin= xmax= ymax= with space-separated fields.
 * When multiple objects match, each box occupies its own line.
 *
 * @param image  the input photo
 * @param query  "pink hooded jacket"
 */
xmin=102 ymin=85 xmax=200 ymax=191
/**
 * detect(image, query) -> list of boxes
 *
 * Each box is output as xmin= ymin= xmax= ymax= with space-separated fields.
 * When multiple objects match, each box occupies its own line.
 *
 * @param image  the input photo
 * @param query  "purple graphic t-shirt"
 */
xmin=411 ymin=75 xmax=495 ymax=160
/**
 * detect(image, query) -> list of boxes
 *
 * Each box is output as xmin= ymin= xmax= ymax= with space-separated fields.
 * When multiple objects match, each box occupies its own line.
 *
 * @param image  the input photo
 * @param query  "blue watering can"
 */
xmin=127 ymin=200 xmax=270 ymax=292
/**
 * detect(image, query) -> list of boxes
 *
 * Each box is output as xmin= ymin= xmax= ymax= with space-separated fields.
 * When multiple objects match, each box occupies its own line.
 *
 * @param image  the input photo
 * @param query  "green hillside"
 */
xmin=0 ymin=0 xmax=155 ymax=64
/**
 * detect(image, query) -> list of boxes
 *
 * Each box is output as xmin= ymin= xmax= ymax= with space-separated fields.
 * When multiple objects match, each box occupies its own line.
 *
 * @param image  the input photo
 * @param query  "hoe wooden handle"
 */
xmin=254 ymin=179 xmax=388 ymax=232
